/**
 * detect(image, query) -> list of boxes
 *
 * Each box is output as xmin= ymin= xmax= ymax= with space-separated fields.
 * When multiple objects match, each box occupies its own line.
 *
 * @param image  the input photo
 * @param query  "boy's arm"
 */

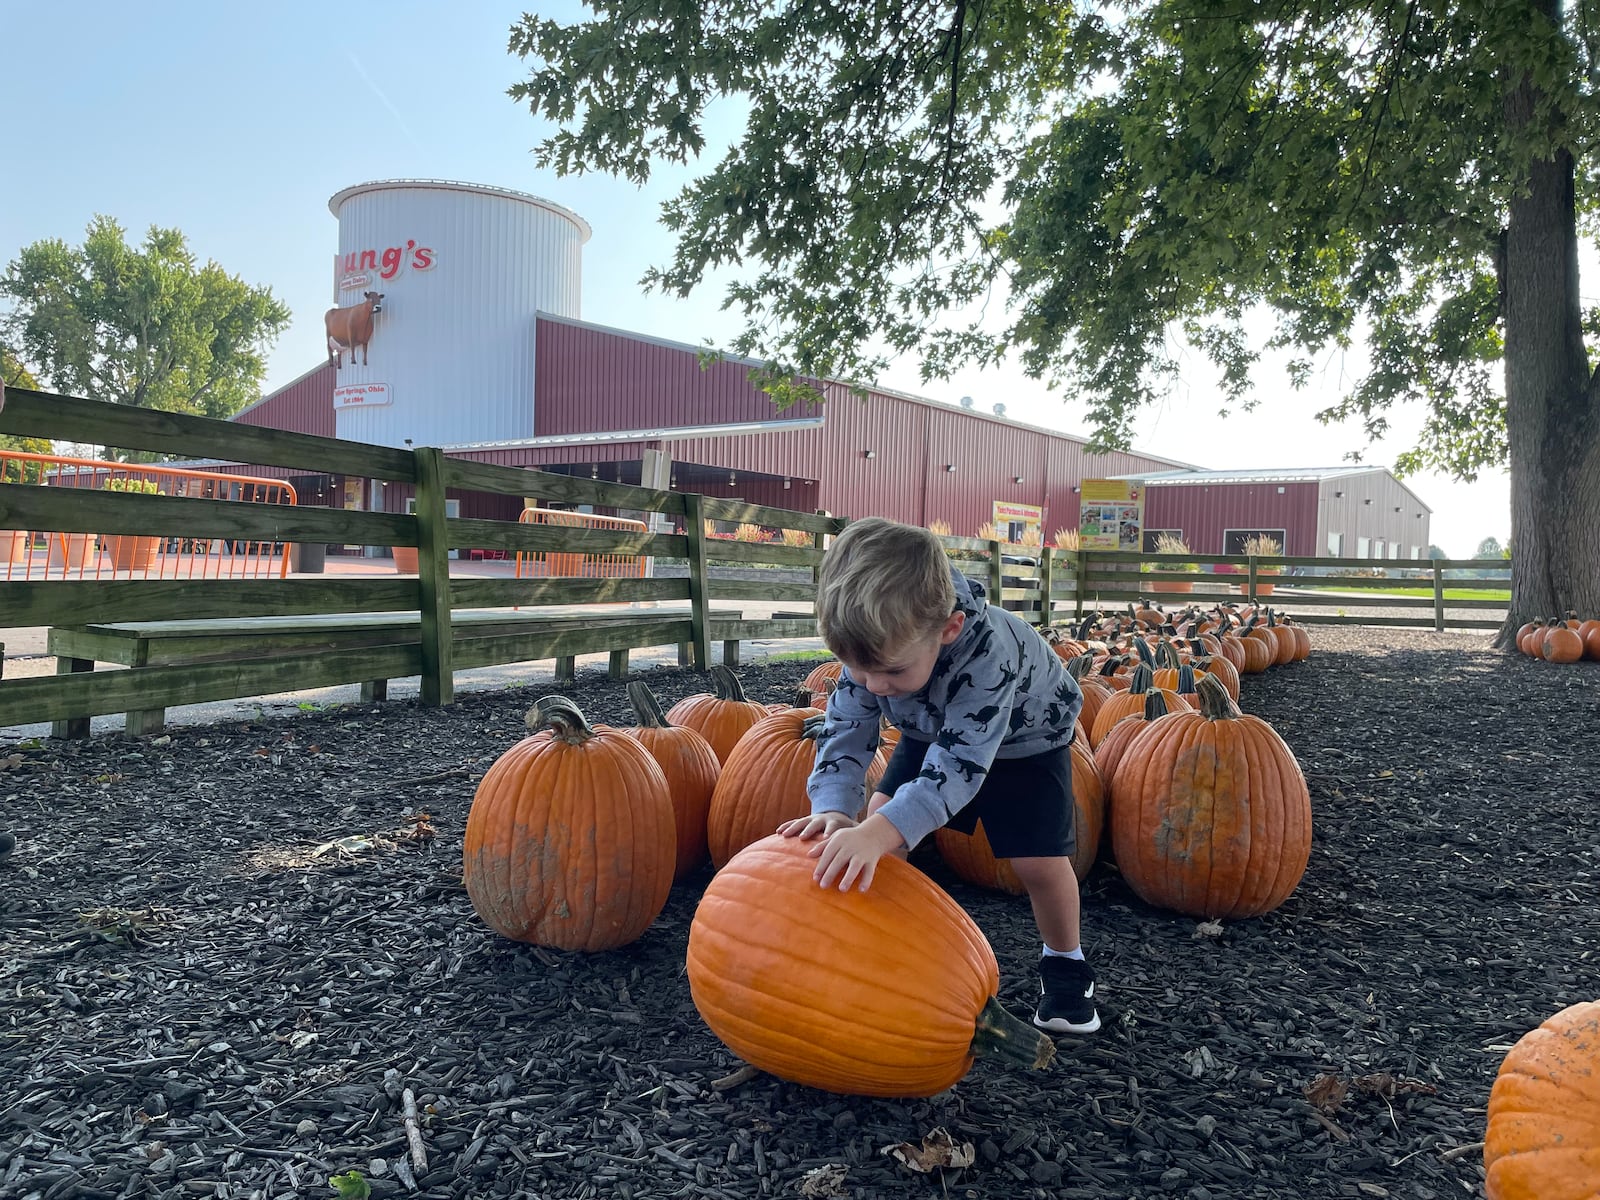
xmin=806 ymin=669 xmax=882 ymax=817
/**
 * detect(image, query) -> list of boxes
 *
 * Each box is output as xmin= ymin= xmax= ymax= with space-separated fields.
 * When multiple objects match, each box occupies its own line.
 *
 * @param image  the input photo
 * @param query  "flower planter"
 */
xmin=49 ymin=533 xmax=93 ymax=570
xmin=4 ymin=529 xmax=29 ymax=563
xmin=1148 ymin=577 xmax=1194 ymax=594
xmin=392 ymin=546 xmax=419 ymax=574
xmin=106 ymin=534 xmax=161 ymax=573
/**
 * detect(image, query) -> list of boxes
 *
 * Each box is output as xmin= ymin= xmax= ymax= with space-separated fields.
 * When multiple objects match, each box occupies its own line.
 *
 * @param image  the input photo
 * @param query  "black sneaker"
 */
xmin=1034 ymin=955 xmax=1100 ymax=1034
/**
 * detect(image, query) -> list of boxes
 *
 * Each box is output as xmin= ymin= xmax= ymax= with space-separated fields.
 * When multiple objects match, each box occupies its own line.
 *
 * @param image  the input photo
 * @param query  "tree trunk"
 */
xmin=1498 ymin=0 xmax=1600 ymax=645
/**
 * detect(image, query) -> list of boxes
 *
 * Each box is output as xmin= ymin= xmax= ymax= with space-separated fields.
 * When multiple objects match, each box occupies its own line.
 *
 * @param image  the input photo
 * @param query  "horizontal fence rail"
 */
xmin=0 ymin=386 xmax=1514 ymax=735
xmin=0 ymin=388 xmax=847 ymax=732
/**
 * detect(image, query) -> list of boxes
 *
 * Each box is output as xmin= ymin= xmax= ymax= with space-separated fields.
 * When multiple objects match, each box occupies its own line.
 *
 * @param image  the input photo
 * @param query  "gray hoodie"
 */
xmin=807 ymin=567 xmax=1082 ymax=850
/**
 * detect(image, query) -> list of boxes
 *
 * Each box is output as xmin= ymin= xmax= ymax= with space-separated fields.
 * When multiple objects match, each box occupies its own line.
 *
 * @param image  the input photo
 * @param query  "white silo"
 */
xmin=326 ymin=179 xmax=590 ymax=448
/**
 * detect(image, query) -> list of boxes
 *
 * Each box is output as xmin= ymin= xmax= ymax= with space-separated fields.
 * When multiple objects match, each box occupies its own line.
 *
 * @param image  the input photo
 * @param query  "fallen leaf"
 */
xmin=797 ymin=1163 xmax=849 ymax=1197
xmin=882 ymin=1128 xmax=975 ymax=1173
xmin=1304 ymin=1073 xmax=1349 ymax=1113
xmin=1193 ymin=919 xmax=1225 ymax=939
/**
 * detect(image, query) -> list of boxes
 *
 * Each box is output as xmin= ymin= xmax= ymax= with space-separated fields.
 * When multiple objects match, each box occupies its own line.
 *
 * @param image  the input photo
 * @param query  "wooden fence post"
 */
xmin=1038 ymin=548 xmax=1055 ymax=628
xmin=988 ymin=538 xmax=1004 ymax=608
xmin=683 ymin=492 xmax=711 ymax=670
xmin=1246 ymin=555 xmax=1259 ymax=605
xmin=1074 ymin=551 xmax=1087 ymax=619
xmin=413 ymin=447 xmax=454 ymax=706
xmin=1433 ymin=558 xmax=1446 ymax=632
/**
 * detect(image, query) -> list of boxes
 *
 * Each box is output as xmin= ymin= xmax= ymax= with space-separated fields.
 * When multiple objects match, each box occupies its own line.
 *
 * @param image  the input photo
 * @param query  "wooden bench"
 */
xmin=45 ymin=606 xmax=746 ymax=737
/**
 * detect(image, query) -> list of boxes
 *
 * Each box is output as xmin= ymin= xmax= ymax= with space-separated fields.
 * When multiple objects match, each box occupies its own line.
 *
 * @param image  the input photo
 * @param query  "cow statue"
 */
xmin=324 ymin=291 xmax=385 ymax=370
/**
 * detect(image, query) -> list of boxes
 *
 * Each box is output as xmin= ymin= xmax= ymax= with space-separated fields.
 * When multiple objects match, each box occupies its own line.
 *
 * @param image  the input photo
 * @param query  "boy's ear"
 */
xmin=938 ymin=611 xmax=966 ymax=645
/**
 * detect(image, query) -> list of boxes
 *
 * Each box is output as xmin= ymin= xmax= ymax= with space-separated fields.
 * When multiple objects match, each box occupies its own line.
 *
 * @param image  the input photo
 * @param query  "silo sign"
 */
xmin=326 ymin=179 xmax=589 ymax=449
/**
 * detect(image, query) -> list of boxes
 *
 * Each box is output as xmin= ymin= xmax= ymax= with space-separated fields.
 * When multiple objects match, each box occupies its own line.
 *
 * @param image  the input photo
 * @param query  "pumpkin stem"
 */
xmin=1195 ymin=672 xmax=1242 ymax=720
xmin=1143 ymin=690 xmax=1171 ymax=720
xmin=626 ymin=680 xmax=674 ymax=729
xmin=793 ymin=686 xmax=816 ymax=708
xmin=970 ymin=995 xmax=1056 ymax=1071
xmin=710 ymin=663 xmax=750 ymax=702
xmin=525 ymin=695 xmax=597 ymax=743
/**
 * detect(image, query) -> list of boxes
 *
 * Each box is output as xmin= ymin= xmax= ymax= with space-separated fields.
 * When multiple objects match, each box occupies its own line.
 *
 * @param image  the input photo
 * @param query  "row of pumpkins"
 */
xmin=457 ymin=616 xmax=1599 ymax=1195
xmin=1514 ymin=614 xmax=1600 ymax=662
xmin=462 ymin=602 xmax=1316 ymax=955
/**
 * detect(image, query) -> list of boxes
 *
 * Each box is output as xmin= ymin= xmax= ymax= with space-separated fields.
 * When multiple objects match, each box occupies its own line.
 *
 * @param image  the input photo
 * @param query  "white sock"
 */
xmin=1041 ymin=943 xmax=1085 ymax=961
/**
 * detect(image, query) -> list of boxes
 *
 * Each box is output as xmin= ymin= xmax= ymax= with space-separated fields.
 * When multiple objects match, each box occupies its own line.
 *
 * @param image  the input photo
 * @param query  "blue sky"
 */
xmin=3 ymin=1 xmax=1511 ymax=556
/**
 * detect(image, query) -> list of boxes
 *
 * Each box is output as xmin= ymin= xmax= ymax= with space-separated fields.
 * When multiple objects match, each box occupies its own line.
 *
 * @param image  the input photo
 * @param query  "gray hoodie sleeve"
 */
xmin=874 ymin=635 xmax=1025 ymax=850
xmin=805 ymin=670 xmax=883 ymax=818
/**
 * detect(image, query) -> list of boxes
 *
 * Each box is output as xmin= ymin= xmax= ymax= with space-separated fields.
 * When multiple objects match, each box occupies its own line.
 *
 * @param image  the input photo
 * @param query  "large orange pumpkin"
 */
xmin=463 ymin=696 xmax=675 ymax=951
xmin=623 ymin=680 xmax=721 ymax=883
xmin=666 ymin=664 xmax=771 ymax=765
xmin=1483 ymin=999 xmax=1600 ymax=1199
xmin=1110 ymin=674 xmax=1311 ymax=919
xmin=687 ymin=834 xmax=1054 ymax=1096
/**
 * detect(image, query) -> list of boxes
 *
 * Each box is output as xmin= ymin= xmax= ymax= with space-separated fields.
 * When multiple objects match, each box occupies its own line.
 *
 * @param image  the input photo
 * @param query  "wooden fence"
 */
xmin=944 ymin=544 xmax=1511 ymax=632
xmin=0 ymin=387 xmax=1511 ymax=732
xmin=0 ymin=388 xmax=837 ymax=731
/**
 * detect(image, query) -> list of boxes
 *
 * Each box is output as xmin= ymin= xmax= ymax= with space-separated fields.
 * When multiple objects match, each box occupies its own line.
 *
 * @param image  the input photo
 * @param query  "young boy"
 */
xmin=778 ymin=517 xmax=1099 ymax=1035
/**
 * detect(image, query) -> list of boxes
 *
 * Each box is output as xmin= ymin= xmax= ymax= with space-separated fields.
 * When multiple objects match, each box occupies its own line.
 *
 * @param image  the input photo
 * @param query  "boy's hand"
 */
xmin=810 ymin=814 xmax=907 ymax=893
xmin=777 ymin=811 xmax=858 ymax=840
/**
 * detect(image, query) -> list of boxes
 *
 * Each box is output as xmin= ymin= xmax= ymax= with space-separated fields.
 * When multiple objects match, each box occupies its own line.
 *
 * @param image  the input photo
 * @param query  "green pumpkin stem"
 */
xmin=626 ymin=680 xmax=673 ymax=728
xmin=526 ymin=695 xmax=596 ymax=742
xmin=1195 ymin=672 xmax=1242 ymax=720
xmin=970 ymin=995 xmax=1057 ymax=1071
xmin=1143 ymin=690 xmax=1172 ymax=720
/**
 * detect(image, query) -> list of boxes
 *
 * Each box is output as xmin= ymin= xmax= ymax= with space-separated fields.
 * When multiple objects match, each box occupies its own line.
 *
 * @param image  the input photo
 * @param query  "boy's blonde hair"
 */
xmin=816 ymin=518 xmax=956 ymax=667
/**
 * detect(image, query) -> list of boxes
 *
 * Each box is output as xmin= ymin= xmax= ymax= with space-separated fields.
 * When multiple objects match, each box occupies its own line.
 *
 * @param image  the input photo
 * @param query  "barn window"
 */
xmin=1142 ymin=528 xmax=1183 ymax=553
xmin=1222 ymin=528 xmax=1287 ymax=555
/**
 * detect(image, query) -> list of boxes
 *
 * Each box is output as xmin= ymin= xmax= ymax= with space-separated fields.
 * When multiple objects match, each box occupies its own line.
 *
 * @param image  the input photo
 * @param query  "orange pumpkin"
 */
xmin=1236 ymin=631 xmax=1275 ymax=674
xmin=1584 ymin=621 xmax=1600 ymax=661
xmin=705 ymin=707 xmax=888 ymax=866
xmin=1110 ymin=674 xmax=1311 ymax=919
xmin=624 ymin=680 xmax=721 ymax=883
xmin=1090 ymin=665 xmax=1182 ymax=746
xmin=802 ymin=658 xmax=844 ymax=695
xmin=1483 ymin=999 xmax=1600 ymax=1199
xmin=686 ymin=834 xmax=1054 ymax=1096
xmin=1542 ymin=626 xmax=1585 ymax=664
xmin=463 ymin=696 xmax=674 ymax=951
xmin=667 ymin=664 xmax=771 ymax=765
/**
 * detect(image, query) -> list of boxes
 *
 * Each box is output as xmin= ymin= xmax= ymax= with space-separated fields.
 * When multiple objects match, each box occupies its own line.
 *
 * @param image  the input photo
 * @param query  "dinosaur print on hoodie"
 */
xmin=807 ymin=566 xmax=1083 ymax=850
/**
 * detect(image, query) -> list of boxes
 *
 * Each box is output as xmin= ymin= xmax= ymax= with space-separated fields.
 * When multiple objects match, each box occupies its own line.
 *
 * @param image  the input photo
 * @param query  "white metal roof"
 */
xmin=1113 ymin=466 xmax=1382 ymax=485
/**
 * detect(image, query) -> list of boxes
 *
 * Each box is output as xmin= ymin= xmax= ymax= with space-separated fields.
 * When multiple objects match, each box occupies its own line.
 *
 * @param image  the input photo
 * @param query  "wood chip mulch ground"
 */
xmin=3 ymin=628 xmax=1596 ymax=1200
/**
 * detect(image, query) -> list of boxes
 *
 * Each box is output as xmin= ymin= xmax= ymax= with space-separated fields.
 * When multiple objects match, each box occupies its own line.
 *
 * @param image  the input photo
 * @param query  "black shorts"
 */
xmin=876 ymin=737 xmax=1076 ymax=859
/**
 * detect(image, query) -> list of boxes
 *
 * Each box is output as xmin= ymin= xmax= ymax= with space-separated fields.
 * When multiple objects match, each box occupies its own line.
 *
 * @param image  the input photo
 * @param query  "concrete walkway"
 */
xmin=0 ymin=556 xmax=825 ymax=741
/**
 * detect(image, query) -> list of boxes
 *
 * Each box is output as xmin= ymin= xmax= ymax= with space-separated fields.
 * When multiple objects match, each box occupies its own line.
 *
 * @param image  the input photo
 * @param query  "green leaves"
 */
xmin=1 ymin=216 xmax=290 ymax=430
xmin=510 ymin=0 xmax=1597 ymax=480
xmin=327 ymin=1170 xmax=371 ymax=1200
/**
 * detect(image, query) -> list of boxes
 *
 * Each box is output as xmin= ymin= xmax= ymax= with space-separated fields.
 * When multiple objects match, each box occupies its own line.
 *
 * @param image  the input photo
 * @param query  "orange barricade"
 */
xmin=0 ymin=451 xmax=298 ymax=581
xmin=515 ymin=507 xmax=648 ymax=579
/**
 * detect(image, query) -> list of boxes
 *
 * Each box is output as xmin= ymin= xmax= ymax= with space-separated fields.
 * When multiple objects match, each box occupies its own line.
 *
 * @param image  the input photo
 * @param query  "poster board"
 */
xmin=991 ymin=500 xmax=1042 ymax=544
xmin=1077 ymin=479 xmax=1144 ymax=551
